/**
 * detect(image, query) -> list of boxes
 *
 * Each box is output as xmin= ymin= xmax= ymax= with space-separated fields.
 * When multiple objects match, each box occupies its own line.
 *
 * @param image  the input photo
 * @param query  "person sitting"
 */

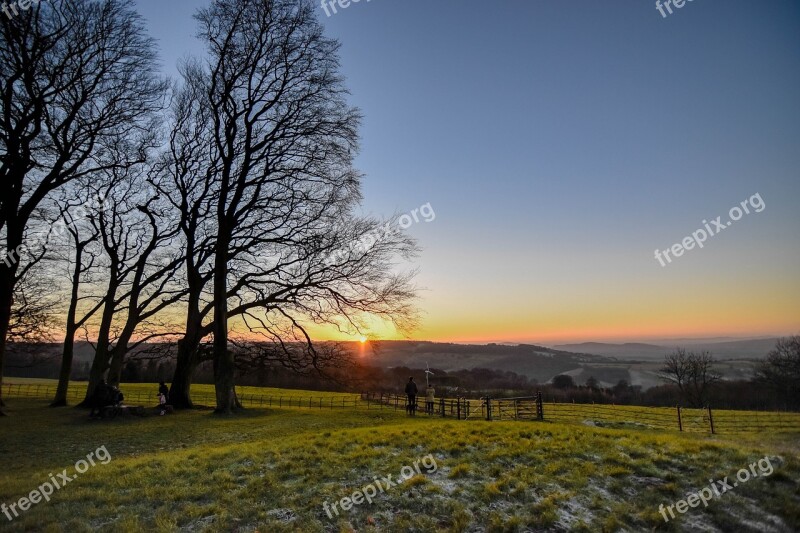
xmin=158 ymin=381 xmax=169 ymax=403
xmin=109 ymin=385 xmax=124 ymax=406
xmin=89 ymin=379 xmax=111 ymax=418
xmin=89 ymin=380 xmax=122 ymax=418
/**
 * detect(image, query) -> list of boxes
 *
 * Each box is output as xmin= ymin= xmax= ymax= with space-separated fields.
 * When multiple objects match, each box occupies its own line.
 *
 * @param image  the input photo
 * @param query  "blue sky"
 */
xmin=134 ymin=0 xmax=800 ymax=343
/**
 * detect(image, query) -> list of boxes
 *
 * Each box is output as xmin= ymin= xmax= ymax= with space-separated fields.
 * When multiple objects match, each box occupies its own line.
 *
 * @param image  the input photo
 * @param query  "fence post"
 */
xmin=677 ymin=406 xmax=683 ymax=432
xmin=457 ymin=398 xmax=461 ymax=420
xmin=440 ymin=398 xmax=445 ymax=417
xmin=536 ymin=391 xmax=544 ymax=421
xmin=485 ymin=397 xmax=492 ymax=421
xmin=707 ymin=405 xmax=715 ymax=434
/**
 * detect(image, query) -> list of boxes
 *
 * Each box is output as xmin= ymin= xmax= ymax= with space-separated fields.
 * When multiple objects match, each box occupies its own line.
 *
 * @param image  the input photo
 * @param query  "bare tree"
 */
xmin=0 ymin=0 xmax=166 ymax=411
xmin=158 ymin=0 xmax=418 ymax=413
xmin=79 ymin=166 xmax=183 ymax=405
xmin=151 ymin=63 xmax=218 ymax=408
xmin=49 ymin=188 xmax=106 ymax=406
xmin=756 ymin=336 xmax=800 ymax=410
xmin=660 ymin=349 xmax=721 ymax=407
xmin=7 ymin=267 xmax=58 ymax=346
xmin=232 ymin=339 xmax=354 ymax=383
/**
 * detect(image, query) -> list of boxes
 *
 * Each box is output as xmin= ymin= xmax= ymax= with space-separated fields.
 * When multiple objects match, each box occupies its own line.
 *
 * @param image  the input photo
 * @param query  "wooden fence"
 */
xmin=362 ymin=392 xmax=800 ymax=434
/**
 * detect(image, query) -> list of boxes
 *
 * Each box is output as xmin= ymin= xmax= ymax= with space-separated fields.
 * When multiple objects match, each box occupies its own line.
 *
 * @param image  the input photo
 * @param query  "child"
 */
xmin=158 ymin=392 xmax=167 ymax=415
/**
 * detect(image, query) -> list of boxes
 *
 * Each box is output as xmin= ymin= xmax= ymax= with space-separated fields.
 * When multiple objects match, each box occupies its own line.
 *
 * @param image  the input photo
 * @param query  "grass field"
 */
xmin=1 ymin=383 xmax=799 ymax=532
xmin=2 ymin=378 xmax=362 ymax=403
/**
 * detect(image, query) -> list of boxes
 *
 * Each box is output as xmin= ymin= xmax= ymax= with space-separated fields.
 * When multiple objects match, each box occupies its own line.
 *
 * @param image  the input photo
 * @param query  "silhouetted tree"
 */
xmin=552 ymin=374 xmax=575 ymax=389
xmin=0 ymin=0 xmax=166 ymax=411
xmin=756 ymin=336 xmax=800 ymax=409
xmin=660 ymin=349 xmax=721 ymax=407
xmin=79 ymin=167 xmax=181 ymax=405
xmin=50 ymin=189 xmax=105 ymax=406
xmin=162 ymin=0 xmax=418 ymax=413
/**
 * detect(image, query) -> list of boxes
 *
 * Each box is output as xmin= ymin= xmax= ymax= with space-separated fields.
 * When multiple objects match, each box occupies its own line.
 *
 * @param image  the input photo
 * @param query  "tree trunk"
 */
xmin=51 ymin=246 xmax=83 ymax=407
xmin=214 ymin=351 xmax=236 ymax=414
xmin=212 ymin=230 xmax=236 ymax=414
xmin=169 ymin=276 xmax=204 ymax=409
xmin=78 ymin=278 xmax=118 ymax=406
xmin=107 ymin=326 xmax=136 ymax=388
xmin=170 ymin=335 xmax=199 ymax=408
xmin=77 ymin=347 xmax=111 ymax=407
xmin=107 ymin=344 xmax=127 ymax=388
xmin=0 ymin=271 xmax=13 ymax=412
xmin=51 ymin=325 xmax=76 ymax=407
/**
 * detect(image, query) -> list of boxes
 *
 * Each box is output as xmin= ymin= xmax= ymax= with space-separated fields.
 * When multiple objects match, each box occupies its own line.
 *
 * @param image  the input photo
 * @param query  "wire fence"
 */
xmin=5 ymin=383 xmax=800 ymax=434
xmin=1 ymin=383 xmax=366 ymax=410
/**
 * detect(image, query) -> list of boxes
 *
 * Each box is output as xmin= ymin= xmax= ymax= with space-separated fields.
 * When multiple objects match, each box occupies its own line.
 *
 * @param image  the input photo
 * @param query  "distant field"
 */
xmin=1 ymin=386 xmax=799 ymax=531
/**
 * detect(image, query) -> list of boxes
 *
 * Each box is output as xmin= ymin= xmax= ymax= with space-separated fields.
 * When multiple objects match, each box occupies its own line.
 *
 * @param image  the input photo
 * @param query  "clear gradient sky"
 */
xmin=134 ymin=0 xmax=800 ymax=344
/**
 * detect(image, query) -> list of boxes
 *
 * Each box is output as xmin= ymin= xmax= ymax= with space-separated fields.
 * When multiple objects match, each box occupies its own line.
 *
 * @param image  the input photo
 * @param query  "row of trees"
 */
xmin=0 ymin=0 xmax=418 ymax=414
xmin=657 ymin=341 xmax=800 ymax=409
xmin=550 ymin=339 xmax=800 ymax=410
xmin=5 ymin=337 xmax=799 ymax=411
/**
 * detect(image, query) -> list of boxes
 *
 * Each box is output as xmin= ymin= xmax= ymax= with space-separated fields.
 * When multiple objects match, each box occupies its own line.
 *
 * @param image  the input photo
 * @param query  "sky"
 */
xmin=133 ymin=0 xmax=800 ymax=345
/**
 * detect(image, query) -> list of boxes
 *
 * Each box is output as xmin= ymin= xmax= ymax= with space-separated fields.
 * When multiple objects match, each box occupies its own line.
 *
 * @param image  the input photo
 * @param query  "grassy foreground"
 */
xmin=0 ymin=387 xmax=799 ymax=532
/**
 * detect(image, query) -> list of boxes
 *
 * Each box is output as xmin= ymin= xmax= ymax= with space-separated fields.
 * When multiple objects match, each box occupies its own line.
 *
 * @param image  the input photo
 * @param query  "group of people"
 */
xmin=404 ymin=377 xmax=436 ymax=415
xmin=88 ymin=380 xmax=172 ymax=418
xmin=88 ymin=379 xmax=125 ymax=418
xmin=92 ymin=377 xmax=432 ymax=417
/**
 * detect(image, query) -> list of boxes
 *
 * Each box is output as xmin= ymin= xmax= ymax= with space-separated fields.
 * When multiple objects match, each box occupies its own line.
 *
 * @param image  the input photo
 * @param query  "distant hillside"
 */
xmin=554 ymin=338 xmax=780 ymax=361
xmin=365 ymin=341 xmax=613 ymax=383
xmin=553 ymin=342 xmax=668 ymax=360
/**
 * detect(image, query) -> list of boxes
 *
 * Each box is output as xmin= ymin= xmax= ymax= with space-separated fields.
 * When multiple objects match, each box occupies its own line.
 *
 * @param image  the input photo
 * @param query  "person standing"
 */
xmin=425 ymin=383 xmax=435 ymax=414
xmin=405 ymin=377 xmax=418 ymax=415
